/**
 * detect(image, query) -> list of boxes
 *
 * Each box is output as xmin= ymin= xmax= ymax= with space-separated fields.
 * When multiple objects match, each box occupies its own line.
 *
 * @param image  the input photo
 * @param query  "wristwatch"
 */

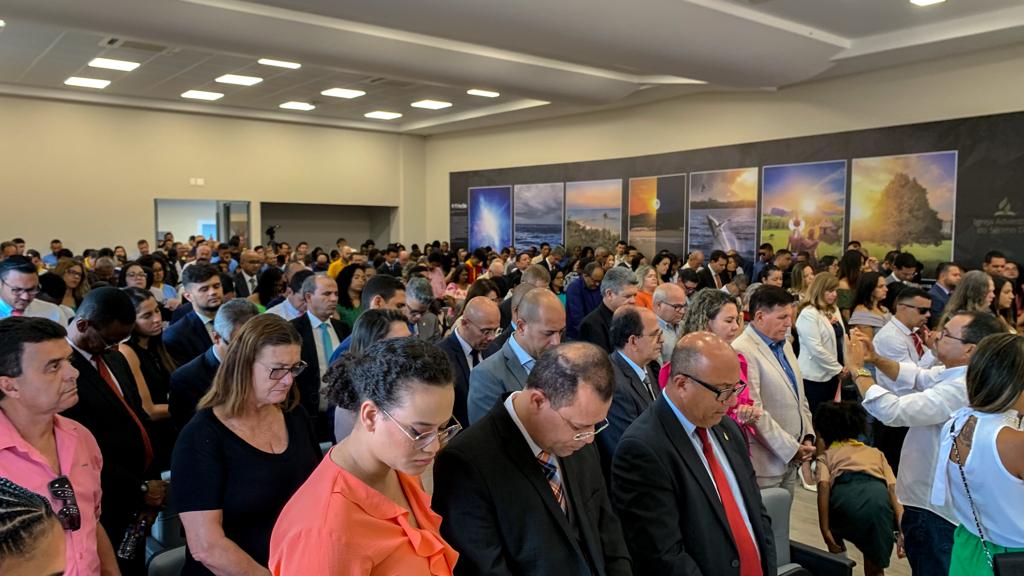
xmin=140 ymin=481 xmax=149 ymax=494
xmin=854 ymin=368 xmax=872 ymax=379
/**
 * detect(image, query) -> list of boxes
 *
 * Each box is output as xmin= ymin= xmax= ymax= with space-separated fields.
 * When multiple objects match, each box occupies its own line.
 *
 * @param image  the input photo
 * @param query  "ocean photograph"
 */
xmin=468 ymin=185 xmax=512 ymax=251
xmin=688 ymin=168 xmax=758 ymax=262
xmin=565 ymin=179 xmax=622 ymax=252
xmin=514 ymin=182 xmax=564 ymax=250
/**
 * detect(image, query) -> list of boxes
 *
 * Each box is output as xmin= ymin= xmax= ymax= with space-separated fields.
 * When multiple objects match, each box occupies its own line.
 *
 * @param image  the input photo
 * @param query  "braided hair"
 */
xmin=0 ymin=477 xmax=58 ymax=565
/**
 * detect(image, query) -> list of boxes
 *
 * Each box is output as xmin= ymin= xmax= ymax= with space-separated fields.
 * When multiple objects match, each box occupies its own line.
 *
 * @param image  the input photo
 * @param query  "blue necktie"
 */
xmin=319 ymin=322 xmax=335 ymax=367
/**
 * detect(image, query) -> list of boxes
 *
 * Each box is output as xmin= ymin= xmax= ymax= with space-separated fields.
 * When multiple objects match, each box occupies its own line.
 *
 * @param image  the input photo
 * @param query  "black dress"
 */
xmin=126 ymin=338 xmax=176 ymax=469
xmin=171 ymin=407 xmax=321 ymax=575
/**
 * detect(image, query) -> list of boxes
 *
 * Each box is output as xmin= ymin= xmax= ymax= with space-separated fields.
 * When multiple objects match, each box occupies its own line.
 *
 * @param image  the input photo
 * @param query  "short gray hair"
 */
xmin=600 ymin=266 xmax=637 ymax=296
xmin=406 ymin=277 xmax=435 ymax=304
xmin=213 ymin=298 xmax=260 ymax=341
xmin=300 ymin=274 xmax=321 ymax=297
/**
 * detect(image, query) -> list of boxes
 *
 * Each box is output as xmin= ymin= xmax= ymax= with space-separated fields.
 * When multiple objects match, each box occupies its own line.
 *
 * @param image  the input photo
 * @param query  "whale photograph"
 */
xmin=688 ymin=168 xmax=758 ymax=263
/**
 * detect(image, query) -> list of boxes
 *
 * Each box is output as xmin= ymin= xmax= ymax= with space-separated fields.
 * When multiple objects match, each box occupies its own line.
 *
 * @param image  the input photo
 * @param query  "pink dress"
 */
xmin=658 ymin=353 xmax=757 ymax=446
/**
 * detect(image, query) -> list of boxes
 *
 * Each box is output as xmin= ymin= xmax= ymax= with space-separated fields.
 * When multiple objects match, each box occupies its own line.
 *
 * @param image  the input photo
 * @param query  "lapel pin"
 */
xmin=723 ymin=431 xmax=729 ymax=441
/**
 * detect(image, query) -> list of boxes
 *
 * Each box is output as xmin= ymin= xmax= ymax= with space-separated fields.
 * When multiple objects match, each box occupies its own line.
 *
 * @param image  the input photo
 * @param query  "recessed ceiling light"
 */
xmin=321 ymin=88 xmax=366 ymax=99
xmin=258 ymin=58 xmax=301 ymax=69
xmin=279 ymin=101 xmax=315 ymax=111
xmin=411 ymin=99 xmax=452 ymax=110
xmin=364 ymin=111 xmax=402 ymax=120
xmin=910 ymin=0 xmax=945 ymax=5
xmin=0 ymin=20 xmax=6 ymax=28
xmin=215 ymin=74 xmax=263 ymax=86
xmin=88 ymin=57 xmax=140 ymax=72
xmin=64 ymin=77 xmax=110 ymax=89
xmin=181 ymin=90 xmax=224 ymax=101
xmin=467 ymin=89 xmax=500 ymax=98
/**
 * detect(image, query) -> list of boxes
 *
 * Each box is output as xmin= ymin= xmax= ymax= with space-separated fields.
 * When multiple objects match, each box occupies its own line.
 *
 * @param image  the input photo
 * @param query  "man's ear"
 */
xmin=0 ymin=376 xmax=20 ymax=399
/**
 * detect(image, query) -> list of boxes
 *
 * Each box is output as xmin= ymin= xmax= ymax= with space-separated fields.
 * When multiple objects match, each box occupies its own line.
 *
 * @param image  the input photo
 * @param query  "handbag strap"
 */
xmin=950 ymin=418 xmax=994 ymax=569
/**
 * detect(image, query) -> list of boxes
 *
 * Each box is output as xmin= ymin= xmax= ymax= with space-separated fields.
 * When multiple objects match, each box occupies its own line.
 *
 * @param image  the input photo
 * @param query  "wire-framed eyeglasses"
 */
xmin=552 ymin=408 xmax=609 ymax=441
xmin=380 ymin=407 xmax=462 ymax=450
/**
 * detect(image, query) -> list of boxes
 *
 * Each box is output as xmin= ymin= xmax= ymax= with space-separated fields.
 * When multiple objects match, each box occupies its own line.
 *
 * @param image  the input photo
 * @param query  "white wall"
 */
xmin=423 ymin=42 xmax=1024 ymax=240
xmin=259 ymin=202 xmax=394 ymax=252
xmin=155 ymin=199 xmax=218 ymax=242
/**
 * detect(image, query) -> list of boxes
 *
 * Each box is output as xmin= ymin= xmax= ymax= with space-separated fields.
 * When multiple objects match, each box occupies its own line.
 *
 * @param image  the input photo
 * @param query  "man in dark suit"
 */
xmin=467 ymin=289 xmax=566 ymax=423
xmin=696 ymin=249 xmax=728 ymax=291
xmin=611 ymin=332 xmax=776 ymax=576
xmin=505 ymin=251 xmax=531 ymax=290
xmin=291 ymin=275 xmax=351 ymax=440
xmin=436 ymin=296 xmax=500 ymax=426
xmin=231 ymin=249 xmax=262 ymax=298
xmin=164 ymin=263 xmax=223 ymax=365
xmin=579 ymin=266 xmax=638 ymax=353
xmin=376 ymin=245 xmax=402 ymax=277
xmin=433 ymin=342 xmax=632 ymax=576
xmin=168 ymin=298 xmax=259 ymax=430
xmin=61 ymin=287 xmax=168 ymax=576
xmin=928 ymin=262 xmax=961 ymax=328
xmin=597 ymin=305 xmax=661 ymax=479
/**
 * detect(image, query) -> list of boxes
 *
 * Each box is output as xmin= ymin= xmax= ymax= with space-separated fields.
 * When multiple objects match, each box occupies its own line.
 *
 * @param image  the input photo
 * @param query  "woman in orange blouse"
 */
xmin=269 ymin=337 xmax=461 ymax=575
xmin=634 ymin=264 xmax=658 ymax=310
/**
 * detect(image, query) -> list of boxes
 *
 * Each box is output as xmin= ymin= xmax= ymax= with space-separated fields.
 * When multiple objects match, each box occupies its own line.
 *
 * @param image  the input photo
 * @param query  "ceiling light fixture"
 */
xmin=258 ymin=58 xmax=301 ymax=69
xmin=321 ymin=88 xmax=366 ymax=99
xmin=364 ymin=111 xmax=402 ymax=120
xmin=411 ymin=99 xmax=452 ymax=110
xmin=215 ymin=74 xmax=263 ymax=86
xmin=0 ymin=20 xmax=6 ymax=28
xmin=88 ymin=57 xmax=140 ymax=72
xmin=467 ymin=89 xmax=500 ymax=98
xmin=64 ymin=77 xmax=111 ymax=89
xmin=181 ymin=90 xmax=224 ymax=101
xmin=279 ymin=101 xmax=315 ymax=111
xmin=909 ymin=0 xmax=945 ymax=5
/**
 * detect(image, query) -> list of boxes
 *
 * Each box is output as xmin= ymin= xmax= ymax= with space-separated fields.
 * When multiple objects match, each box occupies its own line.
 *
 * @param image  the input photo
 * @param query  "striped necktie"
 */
xmin=537 ymin=450 xmax=567 ymax=514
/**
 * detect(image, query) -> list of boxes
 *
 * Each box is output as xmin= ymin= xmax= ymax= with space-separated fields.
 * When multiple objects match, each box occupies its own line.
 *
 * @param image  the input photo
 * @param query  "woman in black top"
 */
xmin=172 ymin=314 xmax=321 ymax=576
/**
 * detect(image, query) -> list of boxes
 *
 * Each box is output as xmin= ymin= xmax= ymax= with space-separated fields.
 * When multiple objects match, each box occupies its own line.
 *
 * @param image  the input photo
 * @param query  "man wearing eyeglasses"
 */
xmin=653 ymin=283 xmax=688 ymax=364
xmin=0 ymin=317 xmax=120 ymax=576
xmin=61 ymin=287 xmax=167 ymax=575
xmin=847 ymin=311 xmax=1005 ymax=576
xmin=437 ymin=296 xmax=500 ymax=426
xmin=872 ymin=286 xmax=937 ymax=474
xmin=611 ymin=332 xmax=775 ymax=575
xmin=434 ymin=342 xmax=631 ymax=576
xmin=0 ymin=256 xmax=69 ymax=325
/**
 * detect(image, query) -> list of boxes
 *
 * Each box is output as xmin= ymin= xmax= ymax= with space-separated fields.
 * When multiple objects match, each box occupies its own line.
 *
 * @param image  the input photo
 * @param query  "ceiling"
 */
xmin=0 ymin=0 xmax=1021 ymax=135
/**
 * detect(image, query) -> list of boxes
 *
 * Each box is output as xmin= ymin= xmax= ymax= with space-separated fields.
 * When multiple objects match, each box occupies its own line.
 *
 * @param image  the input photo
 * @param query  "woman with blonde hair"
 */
xmin=796 ymin=272 xmax=847 ymax=417
xmin=634 ymin=264 xmax=658 ymax=310
xmin=172 ymin=314 xmax=321 ymax=576
xmin=53 ymin=258 xmax=89 ymax=311
xmin=940 ymin=270 xmax=995 ymax=328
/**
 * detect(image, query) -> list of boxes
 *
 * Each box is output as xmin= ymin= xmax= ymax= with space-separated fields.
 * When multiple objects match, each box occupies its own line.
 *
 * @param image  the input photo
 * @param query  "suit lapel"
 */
xmin=448 ymin=333 xmax=471 ymax=378
xmin=559 ymin=449 xmax=603 ymax=570
xmin=748 ymin=331 xmax=798 ymax=401
xmin=71 ymin=351 xmax=129 ymax=415
xmin=613 ymin=353 xmax=654 ymax=406
xmin=502 ymin=341 xmax=528 ymax=390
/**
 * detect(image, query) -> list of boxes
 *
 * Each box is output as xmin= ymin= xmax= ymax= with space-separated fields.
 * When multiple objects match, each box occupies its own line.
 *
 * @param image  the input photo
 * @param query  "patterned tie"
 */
xmin=696 ymin=428 xmax=762 ymax=576
xmin=96 ymin=357 xmax=153 ymax=469
xmin=642 ymin=373 xmax=656 ymax=401
xmin=911 ymin=331 xmax=925 ymax=358
xmin=203 ymin=319 xmax=216 ymax=343
xmin=537 ymin=450 xmax=567 ymax=514
xmin=249 ymin=277 xmax=257 ymax=294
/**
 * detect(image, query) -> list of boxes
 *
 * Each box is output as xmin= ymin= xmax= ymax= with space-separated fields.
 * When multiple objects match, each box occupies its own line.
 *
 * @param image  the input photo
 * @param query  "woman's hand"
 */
xmin=823 ymin=531 xmax=845 ymax=554
xmin=735 ymin=404 xmax=762 ymax=424
xmin=896 ymin=531 xmax=906 ymax=558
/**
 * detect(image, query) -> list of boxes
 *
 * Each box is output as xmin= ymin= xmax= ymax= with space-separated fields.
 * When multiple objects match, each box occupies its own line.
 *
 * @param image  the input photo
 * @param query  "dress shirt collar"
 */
xmin=617 ymin=351 xmax=648 ymax=382
xmin=66 ymin=337 xmax=94 ymax=364
xmin=508 ymin=332 xmax=534 ymax=368
xmin=194 ymin=309 xmax=215 ymax=325
xmin=751 ymin=325 xmax=784 ymax=348
xmin=0 ymin=409 xmax=78 ymax=455
xmin=657 ymin=316 xmax=679 ymax=334
xmin=504 ymin=392 xmax=543 ymax=458
xmin=307 ymin=311 xmax=331 ymax=329
xmin=282 ymin=298 xmax=301 ymax=319
xmin=453 ymin=325 xmax=474 ymax=357
xmin=890 ymin=316 xmax=914 ymax=336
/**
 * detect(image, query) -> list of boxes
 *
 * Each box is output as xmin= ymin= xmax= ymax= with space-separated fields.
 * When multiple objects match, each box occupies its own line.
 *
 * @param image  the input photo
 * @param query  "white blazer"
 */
xmin=795 ymin=306 xmax=847 ymax=382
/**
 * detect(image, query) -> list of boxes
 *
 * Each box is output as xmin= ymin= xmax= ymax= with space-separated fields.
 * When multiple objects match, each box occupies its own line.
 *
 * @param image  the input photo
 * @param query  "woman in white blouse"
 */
xmin=795 ymin=272 xmax=848 ymax=418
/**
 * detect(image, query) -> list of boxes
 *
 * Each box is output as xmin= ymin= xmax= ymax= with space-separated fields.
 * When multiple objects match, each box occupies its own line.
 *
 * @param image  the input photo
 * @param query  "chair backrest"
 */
xmin=760 ymin=487 xmax=792 ymax=566
xmin=148 ymin=545 xmax=186 ymax=576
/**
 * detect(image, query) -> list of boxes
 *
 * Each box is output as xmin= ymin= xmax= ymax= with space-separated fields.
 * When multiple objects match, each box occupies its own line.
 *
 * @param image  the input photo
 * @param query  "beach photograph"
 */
xmin=850 ymin=151 xmax=957 ymax=277
xmin=629 ymin=174 xmax=686 ymax=259
xmin=565 ymin=179 xmax=623 ymax=252
xmin=468 ymin=185 xmax=512 ymax=251
xmin=688 ymin=168 xmax=758 ymax=262
xmin=761 ymin=160 xmax=847 ymax=262
xmin=514 ymin=182 xmax=564 ymax=251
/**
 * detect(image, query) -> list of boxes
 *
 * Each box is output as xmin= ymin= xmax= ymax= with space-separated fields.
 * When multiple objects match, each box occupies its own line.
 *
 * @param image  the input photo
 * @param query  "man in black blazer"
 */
xmin=433 ymin=342 xmax=632 ymax=576
xmin=695 ymin=249 xmax=728 ymax=291
xmin=60 ymin=288 xmax=167 ymax=576
xmin=436 ymin=296 xmax=500 ymax=426
xmin=579 ymin=266 xmax=638 ymax=353
xmin=231 ymin=249 xmax=262 ymax=298
xmin=290 ymin=275 xmax=350 ymax=440
xmin=164 ymin=263 xmax=223 ymax=365
xmin=611 ymin=332 xmax=776 ymax=576
xmin=597 ymin=305 xmax=662 ymax=479
xmin=168 ymin=298 xmax=259 ymax=430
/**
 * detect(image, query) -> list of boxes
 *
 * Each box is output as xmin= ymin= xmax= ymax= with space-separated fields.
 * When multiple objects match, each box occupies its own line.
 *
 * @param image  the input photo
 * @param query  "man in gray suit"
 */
xmin=467 ymin=289 xmax=566 ymax=424
xmin=730 ymin=285 xmax=814 ymax=493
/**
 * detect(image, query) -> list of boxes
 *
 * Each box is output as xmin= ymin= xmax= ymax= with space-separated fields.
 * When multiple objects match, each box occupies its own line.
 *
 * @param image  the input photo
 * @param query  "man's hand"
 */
xmin=143 ymin=480 xmax=168 ymax=508
xmin=793 ymin=443 xmax=816 ymax=464
xmin=846 ymin=328 xmax=871 ymax=371
xmin=922 ymin=326 xmax=939 ymax=350
xmin=896 ymin=531 xmax=906 ymax=559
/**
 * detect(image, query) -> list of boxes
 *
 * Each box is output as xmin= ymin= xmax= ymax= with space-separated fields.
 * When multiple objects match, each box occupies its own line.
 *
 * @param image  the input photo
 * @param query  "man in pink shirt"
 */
xmin=0 ymin=317 xmax=119 ymax=575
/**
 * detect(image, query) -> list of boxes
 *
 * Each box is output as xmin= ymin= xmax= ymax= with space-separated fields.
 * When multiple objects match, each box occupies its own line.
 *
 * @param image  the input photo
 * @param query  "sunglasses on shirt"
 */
xmin=48 ymin=475 xmax=82 ymax=531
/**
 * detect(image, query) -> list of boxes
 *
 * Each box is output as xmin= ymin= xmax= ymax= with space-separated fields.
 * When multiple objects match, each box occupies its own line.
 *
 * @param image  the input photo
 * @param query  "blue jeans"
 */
xmin=901 ymin=506 xmax=955 ymax=575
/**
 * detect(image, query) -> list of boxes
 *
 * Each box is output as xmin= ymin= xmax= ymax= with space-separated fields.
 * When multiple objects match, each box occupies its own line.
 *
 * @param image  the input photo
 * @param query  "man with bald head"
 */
xmin=437 ymin=296 xmax=501 ymax=425
xmin=612 ymin=332 xmax=775 ymax=576
xmin=653 ymin=282 xmax=688 ymax=364
xmin=467 ymin=289 xmax=566 ymax=424
xmin=232 ymin=249 xmax=263 ymax=297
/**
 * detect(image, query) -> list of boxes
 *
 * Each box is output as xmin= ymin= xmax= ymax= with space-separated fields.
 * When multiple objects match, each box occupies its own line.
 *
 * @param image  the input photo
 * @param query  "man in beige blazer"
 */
xmin=731 ymin=285 xmax=815 ymax=493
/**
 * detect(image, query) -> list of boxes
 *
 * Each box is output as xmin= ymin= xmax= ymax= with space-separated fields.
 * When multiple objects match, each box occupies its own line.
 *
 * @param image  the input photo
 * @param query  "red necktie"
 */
xmin=911 ymin=331 xmax=925 ymax=357
xmin=96 ymin=357 xmax=154 ymax=469
xmin=696 ymin=428 xmax=762 ymax=576
xmin=10 ymin=309 xmax=23 ymax=316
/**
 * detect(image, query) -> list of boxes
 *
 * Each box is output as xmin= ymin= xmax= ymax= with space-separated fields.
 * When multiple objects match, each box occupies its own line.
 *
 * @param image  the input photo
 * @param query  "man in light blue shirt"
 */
xmin=41 ymin=239 xmax=63 ymax=269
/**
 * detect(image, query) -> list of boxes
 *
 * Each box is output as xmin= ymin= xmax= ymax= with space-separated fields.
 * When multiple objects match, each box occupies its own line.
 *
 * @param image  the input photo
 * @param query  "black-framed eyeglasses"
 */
xmin=898 ymin=303 xmax=931 ymax=315
xmin=552 ymin=408 xmax=609 ymax=441
xmin=48 ymin=475 xmax=81 ymax=532
xmin=262 ymin=360 xmax=307 ymax=380
xmin=0 ymin=278 xmax=41 ymax=297
xmin=661 ymin=301 xmax=688 ymax=312
xmin=682 ymin=373 xmax=747 ymax=402
xmin=380 ymin=407 xmax=462 ymax=451
xmin=938 ymin=329 xmax=968 ymax=343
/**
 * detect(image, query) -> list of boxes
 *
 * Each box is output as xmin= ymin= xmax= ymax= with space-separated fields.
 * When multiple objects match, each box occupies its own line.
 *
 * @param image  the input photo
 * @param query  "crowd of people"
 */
xmin=0 ymin=232 xmax=1022 ymax=576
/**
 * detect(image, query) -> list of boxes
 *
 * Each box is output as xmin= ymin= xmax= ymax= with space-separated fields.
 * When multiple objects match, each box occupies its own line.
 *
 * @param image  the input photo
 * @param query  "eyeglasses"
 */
xmin=682 ymin=373 xmax=747 ymax=402
xmin=463 ymin=316 xmax=499 ymax=337
xmin=0 ymin=278 xmax=40 ymax=297
xmin=48 ymin=476 xmax=81 ymax=531
xmin=898 ymin=303 xmax=931 ymax=315
xmin=661 ymin=301 xmax=688 ymax=312
xmin=552 ymin=407 xmax=609 ymax=441
xmin=262 ymin=360 xmax=307 ymax=380
xmin=938 ymin=329 xmax=968 ymax=343
xmin=64 ymin=270 xmax=84 ymax=278
xmin=380 ymin=407 xmax=462 ymax=450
